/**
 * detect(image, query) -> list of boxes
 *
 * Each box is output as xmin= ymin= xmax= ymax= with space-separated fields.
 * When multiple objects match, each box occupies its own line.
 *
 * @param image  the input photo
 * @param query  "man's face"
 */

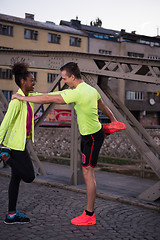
xmin=61 ymin=70 xmax=75 ymax=88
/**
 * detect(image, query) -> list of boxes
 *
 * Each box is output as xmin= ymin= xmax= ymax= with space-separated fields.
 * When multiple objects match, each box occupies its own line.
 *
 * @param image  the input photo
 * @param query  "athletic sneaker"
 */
xmin=103 ymin=121 xmax=126 ymax=134
xmin=4 ymin=210 xmax=30 ymax=224
xmin=0 ymin=146 xmax=11 ymax=159
xmin=0 ymin=146 xmax=11 ymax=167
xmin=71 ymin=211 xmax=96 ymax=225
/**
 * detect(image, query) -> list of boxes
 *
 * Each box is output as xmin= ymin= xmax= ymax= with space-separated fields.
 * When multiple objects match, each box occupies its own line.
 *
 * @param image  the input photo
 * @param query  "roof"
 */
xmin=60 ymin=20 xmax=120 ymax=37
xmin=120 ymin=32 xmax=160 ymax=43
xmin=0 ymin=13 xmax=87 ymax=36
xmin=60 ymin=19 xmax=160 ymax=43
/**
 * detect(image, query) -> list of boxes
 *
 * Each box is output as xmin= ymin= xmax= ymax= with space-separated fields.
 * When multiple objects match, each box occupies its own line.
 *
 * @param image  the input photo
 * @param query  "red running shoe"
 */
xmin=71 ymin=211 xmax=96 ymax=225
xmin=103 ymin=121 xmax=126 ymax=134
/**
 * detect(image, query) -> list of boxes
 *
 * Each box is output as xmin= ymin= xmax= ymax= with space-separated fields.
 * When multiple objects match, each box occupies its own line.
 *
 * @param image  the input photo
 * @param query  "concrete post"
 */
xmin=70 ymin=106 xmax=84 ymax=185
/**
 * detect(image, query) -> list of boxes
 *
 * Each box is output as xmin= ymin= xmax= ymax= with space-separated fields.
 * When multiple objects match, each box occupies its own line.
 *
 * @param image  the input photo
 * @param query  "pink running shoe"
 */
xmin=103 ymin=121 xmax=126 ymax=134
xmin=71 ymin=211 xmax=96 ymax=225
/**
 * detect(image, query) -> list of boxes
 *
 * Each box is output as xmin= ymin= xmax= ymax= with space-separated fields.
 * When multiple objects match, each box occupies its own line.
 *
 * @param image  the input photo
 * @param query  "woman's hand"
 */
xmin=1 ymin=154 xmax=9 ymax=161
xmin=12 ymin=93 xmax=24 ymax=101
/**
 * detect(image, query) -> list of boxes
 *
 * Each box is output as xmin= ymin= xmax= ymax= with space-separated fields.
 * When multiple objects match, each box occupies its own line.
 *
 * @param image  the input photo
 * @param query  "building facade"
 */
xmin=0 ymin=13 xmax=88 ymax=98
xmin=61 ymin=19 xmax=160 ymax=126
xmin=0 ymin=13 xmax=88 ymax=52
xmin=1 ymin=13 xmax=160 ymax=126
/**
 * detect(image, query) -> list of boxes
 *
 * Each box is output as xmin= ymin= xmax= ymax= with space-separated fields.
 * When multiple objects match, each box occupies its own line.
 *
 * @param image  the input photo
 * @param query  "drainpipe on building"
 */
xmin=88 ymin=36 xmax=90 ymax=53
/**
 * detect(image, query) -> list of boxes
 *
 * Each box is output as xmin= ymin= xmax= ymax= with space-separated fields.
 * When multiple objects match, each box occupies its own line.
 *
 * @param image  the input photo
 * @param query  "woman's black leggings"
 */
xmin=7 ymin=146 xmax=35 ymax=212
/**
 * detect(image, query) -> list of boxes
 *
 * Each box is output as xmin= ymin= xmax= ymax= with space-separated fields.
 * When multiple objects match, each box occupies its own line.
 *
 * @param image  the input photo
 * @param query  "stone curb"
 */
xmin=1 ymin=171 xmax=160 ymax=212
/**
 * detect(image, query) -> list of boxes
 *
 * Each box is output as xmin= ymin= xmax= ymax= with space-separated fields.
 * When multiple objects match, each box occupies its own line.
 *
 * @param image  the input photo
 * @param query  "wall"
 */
xmin=89 ymin=38 xmax=120 ymax=54
xmin=0 ymin=21 xmax=88 ymax=52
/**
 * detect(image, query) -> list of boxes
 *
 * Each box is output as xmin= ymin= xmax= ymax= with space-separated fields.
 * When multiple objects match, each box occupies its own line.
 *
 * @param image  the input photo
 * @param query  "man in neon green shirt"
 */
xmin=12 ymin=62 xmax=117 ymax=225
xmin=61 ymin=81 xmax=102 ymax=135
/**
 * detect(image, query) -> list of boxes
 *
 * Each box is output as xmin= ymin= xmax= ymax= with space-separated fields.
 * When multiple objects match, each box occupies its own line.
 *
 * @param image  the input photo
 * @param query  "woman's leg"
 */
xmin=7 ymin=147 xmax=35 ymax=211
xmin=8 ymin=168 xmax=21 ymax=212
xmin=4 ymin=147 xmax=34 ymax=224
xmin=11 ymin=148 xmax=35 ymax=183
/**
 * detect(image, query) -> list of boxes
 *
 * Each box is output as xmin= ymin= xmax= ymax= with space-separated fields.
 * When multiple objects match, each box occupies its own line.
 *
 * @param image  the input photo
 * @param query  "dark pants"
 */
xmin=7 ymin=147 xmax=35 ymax=212
xmin=81 ymin=128 xmax=104 ymax=168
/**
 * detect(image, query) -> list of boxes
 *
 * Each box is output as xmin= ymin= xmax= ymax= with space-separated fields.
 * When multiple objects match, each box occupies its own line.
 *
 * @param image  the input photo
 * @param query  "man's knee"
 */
xmin=83 ymin=166 xmax=94 ymax=179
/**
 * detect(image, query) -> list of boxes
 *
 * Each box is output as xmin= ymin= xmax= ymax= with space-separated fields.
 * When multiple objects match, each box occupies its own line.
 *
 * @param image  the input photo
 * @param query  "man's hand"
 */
xmin=12 ymin=93 xmax=24 ymax=101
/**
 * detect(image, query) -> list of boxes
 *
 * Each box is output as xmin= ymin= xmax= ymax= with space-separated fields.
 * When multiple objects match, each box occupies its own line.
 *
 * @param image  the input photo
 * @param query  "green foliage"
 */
xmin=90 ymin=17 xmax=102 ymax=27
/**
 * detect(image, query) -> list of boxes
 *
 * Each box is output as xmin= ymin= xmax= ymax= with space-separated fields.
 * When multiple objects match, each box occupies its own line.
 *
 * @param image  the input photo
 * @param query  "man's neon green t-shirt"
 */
xmin=61 ymin=82 xmax=102 ymax=135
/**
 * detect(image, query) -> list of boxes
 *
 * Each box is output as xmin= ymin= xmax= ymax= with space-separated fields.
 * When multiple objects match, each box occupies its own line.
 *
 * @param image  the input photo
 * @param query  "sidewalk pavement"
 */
xmin=0 ymin=160 xmax=160 ymax=211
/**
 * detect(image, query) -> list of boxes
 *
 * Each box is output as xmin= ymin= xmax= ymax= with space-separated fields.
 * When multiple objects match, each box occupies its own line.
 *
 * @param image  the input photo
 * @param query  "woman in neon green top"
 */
xmin=0 ymin=62 xmax=40 ymax=224
xmin=12 ymin=62 xmax=117 ymax=226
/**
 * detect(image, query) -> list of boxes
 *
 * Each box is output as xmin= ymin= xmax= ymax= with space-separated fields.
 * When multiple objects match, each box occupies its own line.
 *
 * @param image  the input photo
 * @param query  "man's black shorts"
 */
xmin=81 ymin=127 xmax=104 ymax=168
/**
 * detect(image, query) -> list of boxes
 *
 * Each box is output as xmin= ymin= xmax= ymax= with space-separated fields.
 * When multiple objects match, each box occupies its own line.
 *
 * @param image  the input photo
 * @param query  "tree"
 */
xmin=90 ymin=17 xmax=102 ymax=27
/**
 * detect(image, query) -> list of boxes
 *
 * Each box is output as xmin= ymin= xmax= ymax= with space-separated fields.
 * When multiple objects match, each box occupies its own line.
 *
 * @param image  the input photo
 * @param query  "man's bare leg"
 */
xmin=82 ymin=166 xmax=96 ymax=212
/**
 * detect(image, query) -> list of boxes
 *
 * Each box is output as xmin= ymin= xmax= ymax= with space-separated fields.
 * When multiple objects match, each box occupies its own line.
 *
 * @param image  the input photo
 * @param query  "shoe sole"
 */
xmin=4 ymin=221 xmax=30 ymax=224
xmin=71 ymin=221 xmax=96 ymax=225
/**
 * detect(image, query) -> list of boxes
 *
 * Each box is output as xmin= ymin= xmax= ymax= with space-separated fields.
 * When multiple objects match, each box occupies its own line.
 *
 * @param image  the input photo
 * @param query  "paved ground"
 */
xmin=0 ymin=176 xmax=160 ymax=240
xmin=1 ymin=161 xmax=160 ymax=210
xmin=0 ymin=162 xmax=160 ymax=240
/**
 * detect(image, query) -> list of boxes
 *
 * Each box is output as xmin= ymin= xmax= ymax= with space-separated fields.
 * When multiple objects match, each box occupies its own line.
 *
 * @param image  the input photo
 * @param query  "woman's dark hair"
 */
xmin=12 ymin=62 xmax=30 ymax=87
xmin=60 ymin=62 xmax=81 ymax=79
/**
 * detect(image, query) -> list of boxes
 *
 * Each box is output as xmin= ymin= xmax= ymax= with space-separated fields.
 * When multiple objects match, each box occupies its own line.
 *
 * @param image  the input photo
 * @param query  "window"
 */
xmin=154 ymin=42 xmax=160 ymax=47
xmin=48 ymin=33 xmax=61 ymax=44
xmin=2 ymin=90 xmax=12 ymax=101
xmin=139 ymin=40 xmax=150 ymax=45
xmin=128 ymin=52 xmax=144 ymax=58
xmin=70 ymin=37 xmax=81 ymax=47
xmin=139 ymin=40 xmax=160 ymax=47
xmin=148 ymin=55 xmax=160 ymax=60
xmin=93 ymin=34 xmax=103 ymax=39
xmin=99 ymin=49 xmax=112 ymax=55
xmin=0 ymin=68 xmax=12 ymax=79
xmin=0 ymin=46 xmax=13 ymax=50
xmin=126 ymin=91 xmax=143 ymax=100
xmin=48 ymin=73 xmax=58 ymax=83
xmin=24 ymin=29 xmax=38 ymax=40
xmin=89 ymin=33 xmax=118 ymax=41
xmin=30 ymin=72 xmax=37 ymax=81
xmin=0 ymin=24 xmax=13 ymax=36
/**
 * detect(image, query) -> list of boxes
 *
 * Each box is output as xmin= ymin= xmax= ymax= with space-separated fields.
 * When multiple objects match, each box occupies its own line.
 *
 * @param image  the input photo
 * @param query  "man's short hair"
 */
xmin=60 ymin=62 xmax=81 ymax=79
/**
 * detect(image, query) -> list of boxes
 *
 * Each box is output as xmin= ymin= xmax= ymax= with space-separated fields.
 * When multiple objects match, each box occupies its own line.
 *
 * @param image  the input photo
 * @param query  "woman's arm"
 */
xmin=98 ymin=98 xmax=117 ymax=122
xmin=12 ymin=93 xmax=66 ymax=104
xmin=0 ymin=100 xmax=20 ymax=144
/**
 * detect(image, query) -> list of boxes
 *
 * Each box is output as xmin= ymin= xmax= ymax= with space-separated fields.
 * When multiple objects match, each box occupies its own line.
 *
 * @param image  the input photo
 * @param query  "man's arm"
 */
xmin=12 ymin=93 xmax=66 ymax=104
xmin=98 ymin=98 xmax=117 ymax=122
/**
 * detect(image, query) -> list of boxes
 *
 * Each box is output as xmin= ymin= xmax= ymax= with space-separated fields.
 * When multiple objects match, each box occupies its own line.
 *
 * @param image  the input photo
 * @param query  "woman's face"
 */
xmin=24 ymin=73 xmax=35 ymax=92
